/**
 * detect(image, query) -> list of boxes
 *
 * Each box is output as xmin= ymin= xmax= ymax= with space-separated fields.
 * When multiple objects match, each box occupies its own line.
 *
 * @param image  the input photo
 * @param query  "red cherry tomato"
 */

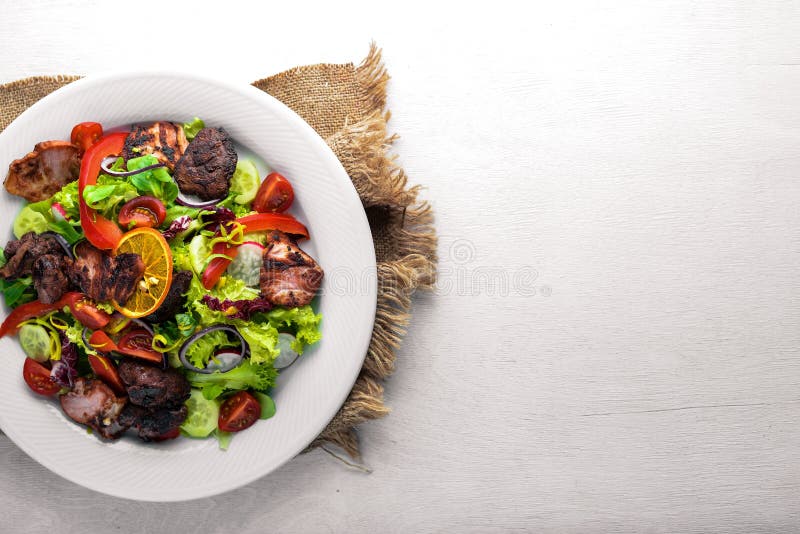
xmin=252 ymin=172 xmax=294 ymax=213
xmin=23 ymin=358 xmax=60 ymax=396
xmin=67 ymin=295 xmax=111 ymax=330
xmin=70 ymin=122 xmax=103 ymax=153
xmin=218 ymin=391 xmax=261 ymax=432
xmin=87 ymin=354 xmax=125 ymax=394
xmin=116 ymin=329 xmax=162 ymax=364
xmin=118 ymin=196 xmax=166 ymax=229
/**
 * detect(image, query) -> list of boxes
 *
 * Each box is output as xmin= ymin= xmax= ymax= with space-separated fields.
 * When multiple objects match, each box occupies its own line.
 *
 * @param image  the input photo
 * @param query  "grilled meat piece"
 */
xmin=119 ymin=403 xmax=188 ymax=442
xmin=122 ymin=121 xmax=188 ymax=170
xmin=117 ymin=359 xmax=191 ymax=410
xmin=0 ymin=232 xmax=67 ymax=279
xmin=173 ymin=127 xmax=237 ymax=201
xmin=60 ymin=377 xmax=128 ymax=440
xmin=144 ymin=270 xmax=192 ymax=323
xmin=69 ymin=241 xmax=145 ymax=304
xmin=4 ymin=141 xmax=81 ymax=202
xmin=260 ymin=230 xmax=324 ymax=308
xmin=32 ymin=254 xmax=70 ymax=304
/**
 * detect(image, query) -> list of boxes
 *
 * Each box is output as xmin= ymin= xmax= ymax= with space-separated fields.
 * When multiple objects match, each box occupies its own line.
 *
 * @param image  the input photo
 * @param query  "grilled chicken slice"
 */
xmin=122 ymin=121 xmax=188 ymax=170
xmin=173 ymin=127 xmax=237 ymax=201
xmin=117 ymin=359 xmax=191 ymax=410
xmin=260 ymin=230 xmax=323 ymax=308
xmin=32 ymin=254 xmax=70 ymax=304
xmin=4 ymin=141 xmax=81 ymax=202
xmin=0 ymin=232 xmax=66 ymax=279
xmin=60 ymin=377 xmax=128 ymax=440
xmin=69 ymin=241 xmax=145 ymax=304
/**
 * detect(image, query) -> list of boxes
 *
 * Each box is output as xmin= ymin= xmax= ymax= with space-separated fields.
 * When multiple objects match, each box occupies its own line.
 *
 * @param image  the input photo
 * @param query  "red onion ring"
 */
xmin=175 ymin=191 xmax=222 ymax=209
xmin=178 ymin=325 xmax=248 ymax=374
xmin=100 ymin=156 xmax=166 ymax=177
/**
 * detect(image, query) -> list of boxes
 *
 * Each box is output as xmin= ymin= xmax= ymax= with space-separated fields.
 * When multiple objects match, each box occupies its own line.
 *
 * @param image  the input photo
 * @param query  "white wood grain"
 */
xmin=0 ymin=0 xmax=799 ymax=532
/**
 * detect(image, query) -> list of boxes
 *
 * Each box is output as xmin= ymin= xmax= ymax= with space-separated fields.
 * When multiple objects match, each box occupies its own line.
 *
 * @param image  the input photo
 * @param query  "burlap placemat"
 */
xmin=0 ymin=44 xmax=436 ymax=459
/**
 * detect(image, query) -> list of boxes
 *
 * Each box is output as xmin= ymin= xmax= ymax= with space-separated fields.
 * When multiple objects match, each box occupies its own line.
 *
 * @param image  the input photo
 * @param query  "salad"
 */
xmin=0 ymin=119 xmax=324 ymax=447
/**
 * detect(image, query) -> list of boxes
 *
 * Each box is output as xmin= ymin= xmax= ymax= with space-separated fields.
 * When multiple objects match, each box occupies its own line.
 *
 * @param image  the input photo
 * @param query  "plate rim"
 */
xmin=0 ymin=70 xmax=377 ymax=501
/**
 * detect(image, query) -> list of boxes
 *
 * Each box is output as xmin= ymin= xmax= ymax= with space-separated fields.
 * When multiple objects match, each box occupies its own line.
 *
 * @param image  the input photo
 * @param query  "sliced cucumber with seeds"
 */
xmin=19 ymin=324 xmax=53 ymax=363
xmin=180 ymin=389 xmax=220 ymax=438
xmin=230 ymin=160 xmax=260 ymax=205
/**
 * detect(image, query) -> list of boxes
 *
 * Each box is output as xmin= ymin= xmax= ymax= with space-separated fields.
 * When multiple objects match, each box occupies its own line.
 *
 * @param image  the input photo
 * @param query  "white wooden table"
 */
xmin=1 ymin=1 xmax=799 ymax=532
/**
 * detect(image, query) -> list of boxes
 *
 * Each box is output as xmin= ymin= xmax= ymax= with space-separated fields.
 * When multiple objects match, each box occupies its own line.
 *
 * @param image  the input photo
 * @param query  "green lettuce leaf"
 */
xmin=266 ymin=305 xmax=322 ymax=354
xmin=182 ymin=117 xmax=205 ymax=140
xmin=127 ymin=155 xmax=179 ymax=203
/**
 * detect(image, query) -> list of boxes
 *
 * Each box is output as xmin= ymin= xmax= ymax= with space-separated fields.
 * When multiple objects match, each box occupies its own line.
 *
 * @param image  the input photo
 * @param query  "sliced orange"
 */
xmin=112 ymin=227 xmax=173 ymax=319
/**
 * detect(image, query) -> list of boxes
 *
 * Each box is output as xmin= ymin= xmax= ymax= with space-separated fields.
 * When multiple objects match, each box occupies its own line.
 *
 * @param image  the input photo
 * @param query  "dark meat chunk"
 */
xmin=111 ymin=253 xmax=146 ymax=304
xmin=0 ymin=232 xmax=66 ymax=279
xmin=260 ymin=230 xmax=324 ymax=308
xmin=32 ymin=254 xmax=70 ymax=304
xmin=117 ymin=359 xmax=191 ymax=410
xmin=122 ymin=121 xmax=188 ymax=170
xmin=4 ymin=141 xmax=80 ymax=202
xmin=173 ymin=127 xmax=237 ymax=201
xmin=60 ymin=377 xmax=128 ymax=440
xmin=119 ymin=403 xmax=188 ymax=442
xmin=144 ymin=270 xmax=192 ymax=323
xmin=68 ymin=241 xmax=144 ymax=304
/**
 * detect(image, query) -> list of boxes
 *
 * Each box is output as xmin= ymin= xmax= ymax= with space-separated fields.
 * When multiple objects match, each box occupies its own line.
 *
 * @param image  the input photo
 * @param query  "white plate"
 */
xmin=0 ymin=73 xmax=377 ymax=501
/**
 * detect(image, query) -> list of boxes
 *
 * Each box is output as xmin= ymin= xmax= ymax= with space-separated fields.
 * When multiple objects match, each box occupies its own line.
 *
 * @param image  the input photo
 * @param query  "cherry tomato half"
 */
xmin=252 ymin=172 xmax=294 ymax=213
xmin=116 ymin=329 xmax=162 ymax=364
xmin=67 ymin=296 xmax=111 ymax=330
xmin=87 ymin=354 xmax=125 ymax=395
xmin=218 ymin=391 xmax=261 ymax=432
xmin=23 ymin=358 xmax=59 ymax=396
xmin=70 ymin=122 xmax=103 ymax=154
xmin=88 ymin=330 xmax=118 ymax=353
xmin=118 ymin=196 xmax=167 ymax=230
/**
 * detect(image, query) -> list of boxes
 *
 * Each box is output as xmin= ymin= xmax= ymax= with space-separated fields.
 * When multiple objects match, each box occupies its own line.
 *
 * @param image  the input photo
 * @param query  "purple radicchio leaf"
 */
xmin=201 ymin=294 xmax=273 ymax=320
xmin=200 ymin=207 xmax=235 ymax=234
xmin=162 ymin=215 xmax=192 ymax=240
xmin=50 ymin=333 xmax=78 ymax=388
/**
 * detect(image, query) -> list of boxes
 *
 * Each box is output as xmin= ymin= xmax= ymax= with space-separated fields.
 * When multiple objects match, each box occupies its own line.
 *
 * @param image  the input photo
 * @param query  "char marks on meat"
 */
xmin=144 ymin=270 xmax=192 ymax=323
xmin=0 ymin=232 xmax=66 ymax=279
xmin=32 ymin=254 xmax=70 ymax=303
xmin=260 ymin=230 xmax=323 ymax=308
xmin=117 ymin=359 xmax=191 ymax=410
xmin=173 ymin=127 xmax=237 ymax=201
xmin=69 ymin=241 xmax=145 ymax=304
xmin=118 ymin=403 xmax=188 ymax=442
xmin=4 ymin=141 xmax=80 ymax=202
xmin=122 ymin=121 xmax=188 ymax=170
xmin=60 ymin=377 xmax=128 ymax=440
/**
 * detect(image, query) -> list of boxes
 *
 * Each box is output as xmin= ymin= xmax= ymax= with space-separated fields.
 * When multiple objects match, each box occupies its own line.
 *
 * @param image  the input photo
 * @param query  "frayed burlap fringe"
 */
xmin=0 ymin=43 xmax=437 ymax=460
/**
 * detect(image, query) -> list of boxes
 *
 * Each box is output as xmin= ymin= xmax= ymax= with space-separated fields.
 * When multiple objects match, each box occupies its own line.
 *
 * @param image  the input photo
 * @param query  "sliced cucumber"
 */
xmin=230 ymin=160 xmax=260 ymax=205
xmin=227 ymin=242 xmax=264 ymax=287
xmin=19 ymin=324 xmax=53 ymax=363
xmin=180 ymin=389 xmax=220 ymax=438
xmin=188 ymin=234 xmax=210 ymax=276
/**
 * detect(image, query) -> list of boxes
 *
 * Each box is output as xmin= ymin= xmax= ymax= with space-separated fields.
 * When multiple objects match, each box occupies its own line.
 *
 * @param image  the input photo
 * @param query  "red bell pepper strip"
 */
xmin=237 ymin=212 xmax=309 ymax=239
xmin=87 ymin=354 xmax=126 ymax=394
xmin=78 ymin=132 xmax=127 ymax=250
xmin=201 ymin=241 xmax=240 ymax=290
xmin=0 ymin=291 xmax=84 ymax=338
xmin=88 ymin=330 xmax=118 ymax=353
xmin=200 ymin=213 xmax=308 ymax=290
